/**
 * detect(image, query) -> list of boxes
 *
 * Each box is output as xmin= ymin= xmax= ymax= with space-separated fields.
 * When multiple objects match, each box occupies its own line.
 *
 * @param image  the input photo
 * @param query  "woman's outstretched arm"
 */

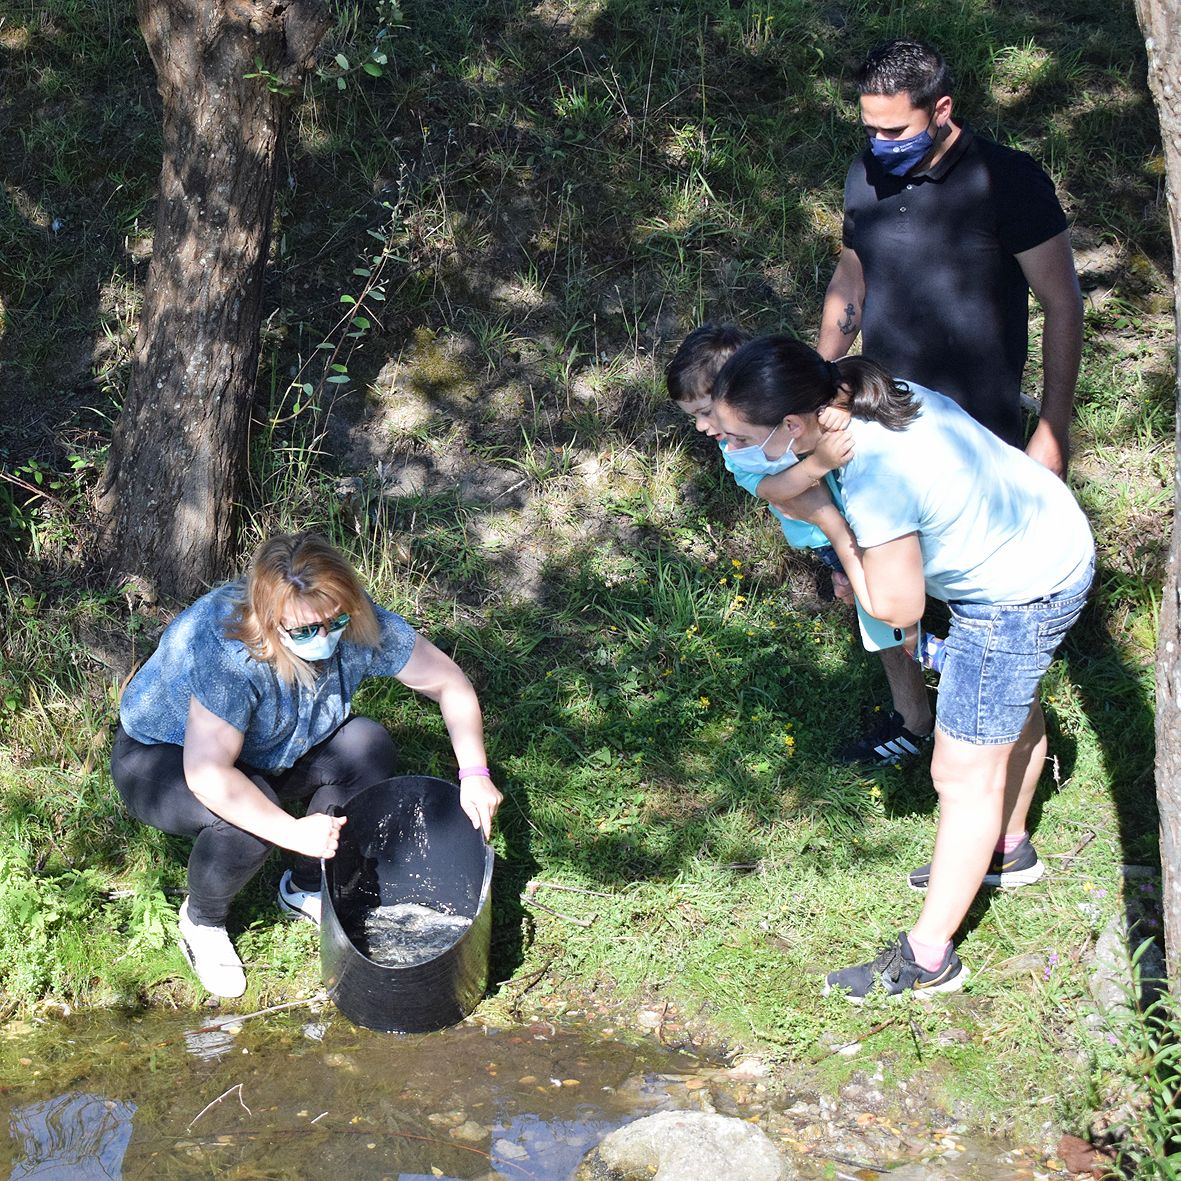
xmin=395 ymin=635 xmax=503 ymax=840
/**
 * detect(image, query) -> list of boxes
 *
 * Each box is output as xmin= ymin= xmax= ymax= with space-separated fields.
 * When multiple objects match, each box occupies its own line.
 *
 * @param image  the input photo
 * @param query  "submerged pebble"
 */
xmin=360 ymin=902 xmax=472 ymax=966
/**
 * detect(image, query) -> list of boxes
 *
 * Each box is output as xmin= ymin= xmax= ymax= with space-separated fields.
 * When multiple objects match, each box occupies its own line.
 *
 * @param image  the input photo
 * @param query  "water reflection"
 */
xmin=491 ymin=1113 xmax=620 ymax=1178
xmin=9 ymin=1092 xmax=135 ymax=1180
xmin=180 ymin=1027 xmax=237 ymax=1062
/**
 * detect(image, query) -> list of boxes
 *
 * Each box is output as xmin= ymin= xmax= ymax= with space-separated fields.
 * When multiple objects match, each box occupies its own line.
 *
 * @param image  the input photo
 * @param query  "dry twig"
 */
xmin=809 ymin=1019 xmax=894 ymax=1063
xmin=528 ymin=879 xmax=613 ymax=899
xmin=1058 ymin=830 xmax=1096 ymax=869
xmin=522 ymin=882 xmax=595 ymax=927
xmin=187 ymin=1083 xmax=251 ymax=1132
xmin=187 ymin=992 xmax=328 ymax=1037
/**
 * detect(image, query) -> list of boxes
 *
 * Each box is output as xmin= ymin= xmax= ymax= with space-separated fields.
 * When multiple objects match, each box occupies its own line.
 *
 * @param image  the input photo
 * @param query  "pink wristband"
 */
xmin=458 ymin=766 xmax=491 ymax=780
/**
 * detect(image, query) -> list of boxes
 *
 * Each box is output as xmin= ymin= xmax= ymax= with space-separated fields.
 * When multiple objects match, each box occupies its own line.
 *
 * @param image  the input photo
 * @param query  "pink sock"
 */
xmin=907 ymin=932 xmax=952 ymax=972
xmin=995 ymin=830 xmax=1026 ymax=854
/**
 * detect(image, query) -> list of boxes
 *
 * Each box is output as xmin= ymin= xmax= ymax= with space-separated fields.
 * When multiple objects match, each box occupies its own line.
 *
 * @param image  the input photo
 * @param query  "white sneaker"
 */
xmin=278 ymin=869 xmax=322 ymax=926
xmin=178 ymin=899 xmax=246 ymax=998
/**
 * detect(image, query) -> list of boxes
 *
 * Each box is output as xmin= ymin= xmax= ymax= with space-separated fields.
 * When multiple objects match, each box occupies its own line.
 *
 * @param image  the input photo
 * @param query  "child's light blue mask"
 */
xmin=725 ymin=424 xmax=798 ymax=476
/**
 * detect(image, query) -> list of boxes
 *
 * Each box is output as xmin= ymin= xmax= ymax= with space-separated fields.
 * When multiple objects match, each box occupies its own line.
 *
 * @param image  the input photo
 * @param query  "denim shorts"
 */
xmin=935 ymin=559 xmax=1094 ymax=746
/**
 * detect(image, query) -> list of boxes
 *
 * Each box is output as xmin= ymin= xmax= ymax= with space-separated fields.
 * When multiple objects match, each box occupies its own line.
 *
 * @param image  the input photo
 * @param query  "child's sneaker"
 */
xmin=823 ymin=932 xmax=967 ymax=1003
xmin=907 ymin=835 xmax=1045 ymax=892
xmin=918 ymin=632 xmax=946 ymax=672
xmin=178 ymin=899 xmax=246 ymax=998
xmin=838 ymin=710 xmax=932 ymax=766
xmin=278 ymin=869 xmax=322 ymax=926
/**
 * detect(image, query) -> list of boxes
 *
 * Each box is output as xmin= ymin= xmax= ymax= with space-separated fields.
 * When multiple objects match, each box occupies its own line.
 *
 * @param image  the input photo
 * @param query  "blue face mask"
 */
xmin=279 ymin=627 xmax=344 ymax=662
xmin=725 ymin=425 xmax=798 ymax=475
xmin=868 ymin=124 xmax=935 ymax=176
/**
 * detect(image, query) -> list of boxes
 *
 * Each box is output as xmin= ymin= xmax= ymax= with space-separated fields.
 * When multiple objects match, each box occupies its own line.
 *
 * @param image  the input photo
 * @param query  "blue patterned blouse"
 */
xmin=119 ymin=582 xmax=417 ymax=771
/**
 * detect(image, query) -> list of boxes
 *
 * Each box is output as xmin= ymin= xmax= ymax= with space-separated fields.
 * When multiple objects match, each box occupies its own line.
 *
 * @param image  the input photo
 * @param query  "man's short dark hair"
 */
xmin=665 ymin=323 xmax=751 ymax=402
xmin=856 ymin=39 xmax=952 ymax=114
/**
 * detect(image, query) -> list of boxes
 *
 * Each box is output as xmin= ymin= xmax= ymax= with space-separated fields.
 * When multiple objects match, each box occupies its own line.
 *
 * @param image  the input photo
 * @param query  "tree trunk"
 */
xmin=98 ymin=0 xmax=330 ymax=599
xmin=1134 ymin=0 xmax=1181 ymax=990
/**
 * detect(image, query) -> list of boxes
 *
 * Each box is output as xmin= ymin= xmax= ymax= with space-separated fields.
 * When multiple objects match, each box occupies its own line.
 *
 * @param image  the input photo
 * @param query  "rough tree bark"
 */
xmin=98 ymin=0 xmax=330 ymax=599
xmin=1134 ymin=0 xmax=1181 ymax=989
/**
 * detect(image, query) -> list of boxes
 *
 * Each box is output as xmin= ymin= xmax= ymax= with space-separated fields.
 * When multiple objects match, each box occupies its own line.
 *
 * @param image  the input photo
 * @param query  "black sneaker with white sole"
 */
xmin=823 ymin=932 xmax=967 ymax=1003
xmin=838 ymin=710 xmax=932 ymax=766
xmin=907 ymin=834 xmax=1045 ymax=892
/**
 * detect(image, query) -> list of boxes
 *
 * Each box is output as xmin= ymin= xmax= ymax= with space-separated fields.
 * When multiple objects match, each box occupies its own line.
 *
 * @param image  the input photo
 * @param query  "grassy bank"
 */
xmin=0 ymin=0 xmax=1174 ymax=1158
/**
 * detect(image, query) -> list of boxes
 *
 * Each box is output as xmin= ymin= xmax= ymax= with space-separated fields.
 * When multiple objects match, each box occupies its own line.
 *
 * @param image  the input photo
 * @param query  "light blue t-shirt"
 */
xmin=719 ymin=441 xmax=901 ymax=651
xmin=119 ymin=582 xmax=418 ymax=772
xmin=839 ymin=384 xmax=1094 ymax=604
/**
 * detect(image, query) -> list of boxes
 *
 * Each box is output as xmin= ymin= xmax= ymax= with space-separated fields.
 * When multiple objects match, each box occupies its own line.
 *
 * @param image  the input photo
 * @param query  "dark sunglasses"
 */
xmin=281 ymin=612 xmax=351 ymax=643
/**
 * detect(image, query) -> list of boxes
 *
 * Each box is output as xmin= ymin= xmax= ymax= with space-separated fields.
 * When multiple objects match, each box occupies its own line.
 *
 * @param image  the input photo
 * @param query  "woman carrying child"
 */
xmin=667 ymin=324 xmax=935 ymax=765
xmin=710 ymin=336 xmax=1093 ymax=999
xmin=111 ymin=532 xmax=502 ymax=998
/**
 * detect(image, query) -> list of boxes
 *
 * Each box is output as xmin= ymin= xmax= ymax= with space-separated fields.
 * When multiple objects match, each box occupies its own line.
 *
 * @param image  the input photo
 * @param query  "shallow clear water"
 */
xmin=0 ymin=1007 xmax=1051 ymax=1181
xmin=359 ymin=903 xmax=473 ymax=966
xmin=0 ymin=1008 xmax=711 ymax=1181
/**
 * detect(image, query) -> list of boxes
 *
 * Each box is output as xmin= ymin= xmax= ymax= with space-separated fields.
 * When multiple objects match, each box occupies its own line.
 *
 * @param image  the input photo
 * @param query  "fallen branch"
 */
xmin=528 ymin=879 xmax=614 ymax=899
xmin=521 ymin=896 xmax=595 ymax=928
xmin=502 ymin=954 xmax=557 ymax=1006
xmin=1058 ymin=830 xmax=1096 ymax=869
xmin=829 ymin=1159 xmax=887 ymax=1178
xmin=187 ymin=1083 xmax=251 ymax=1132
xmin=491 ymin=476 xmax=530 ymax=503
xmin=809 ymin=1019 xmax=894 ymax=1063
xmin=522 ymin=882 xmax=595 ymax=926
xmin=105 ymin=886 xmax=186 ymax=900
xmin=0 ymin=468 xmax=65 ymax=506
xmin=187 ymin=992 xmax=329 ymax=1037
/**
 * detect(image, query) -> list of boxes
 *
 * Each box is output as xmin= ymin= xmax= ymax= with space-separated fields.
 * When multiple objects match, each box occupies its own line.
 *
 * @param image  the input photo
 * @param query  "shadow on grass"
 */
xmin=0 ymin=0 xmax=1169 ymax=1013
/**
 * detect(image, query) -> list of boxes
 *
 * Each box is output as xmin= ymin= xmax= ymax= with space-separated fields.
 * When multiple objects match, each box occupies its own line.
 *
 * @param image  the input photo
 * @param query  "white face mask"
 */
xmin=278 ymin=627 xmax=344 ymax=662
xmin=725 ymin=425 xmax=798 ymax=475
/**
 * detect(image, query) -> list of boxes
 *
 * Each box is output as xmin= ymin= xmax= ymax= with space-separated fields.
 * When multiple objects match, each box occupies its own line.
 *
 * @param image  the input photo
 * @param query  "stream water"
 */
xmin=0 ymin=1006 xmax=1060 ymax=1181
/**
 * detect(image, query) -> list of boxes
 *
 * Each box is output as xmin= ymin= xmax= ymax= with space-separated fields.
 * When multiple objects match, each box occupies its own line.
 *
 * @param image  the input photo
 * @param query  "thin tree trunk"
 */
xmin=98 ymin=0 xmax=329 ymax=599
xmin=1134 ymin=0 xmax=1181 ymax=989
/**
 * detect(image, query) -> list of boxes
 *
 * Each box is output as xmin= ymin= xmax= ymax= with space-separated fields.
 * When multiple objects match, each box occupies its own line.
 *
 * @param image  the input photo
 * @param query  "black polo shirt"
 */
xmin=842 ymin=125 xmax=1068 ymax=446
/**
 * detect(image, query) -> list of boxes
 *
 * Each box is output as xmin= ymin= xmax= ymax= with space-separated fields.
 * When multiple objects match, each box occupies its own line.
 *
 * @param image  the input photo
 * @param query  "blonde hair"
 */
xmin=225 ymin=533 xmax=380 ymax=688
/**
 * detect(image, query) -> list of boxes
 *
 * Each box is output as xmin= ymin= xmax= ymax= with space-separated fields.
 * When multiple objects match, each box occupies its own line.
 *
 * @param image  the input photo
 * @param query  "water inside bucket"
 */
xmin=358 ymin=901 xmax=473 ymax=966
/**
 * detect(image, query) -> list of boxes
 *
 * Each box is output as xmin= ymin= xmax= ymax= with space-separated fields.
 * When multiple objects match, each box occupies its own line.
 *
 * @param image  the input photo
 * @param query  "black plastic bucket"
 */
xmin=320 ymin=775 xmax=494 ymax=1033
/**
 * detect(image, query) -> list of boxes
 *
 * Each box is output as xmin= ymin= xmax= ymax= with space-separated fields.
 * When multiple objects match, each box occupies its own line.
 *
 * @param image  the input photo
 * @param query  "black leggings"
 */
xmin=111 ymin=716 xmax=398 ymax=926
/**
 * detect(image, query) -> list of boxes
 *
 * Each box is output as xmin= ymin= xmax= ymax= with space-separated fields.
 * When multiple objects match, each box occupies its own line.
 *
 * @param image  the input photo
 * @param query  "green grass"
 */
xmin=0 ymin=0 xmax=1174 ymax=1155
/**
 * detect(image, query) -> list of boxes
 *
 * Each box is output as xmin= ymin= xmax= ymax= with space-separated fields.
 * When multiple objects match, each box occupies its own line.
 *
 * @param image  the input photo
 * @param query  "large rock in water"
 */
xmin=577 ymin=1111 xmax=792 ymax=1181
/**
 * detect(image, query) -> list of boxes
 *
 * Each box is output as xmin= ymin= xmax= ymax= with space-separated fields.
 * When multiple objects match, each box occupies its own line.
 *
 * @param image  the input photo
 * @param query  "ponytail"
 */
xmin=714 ymin=335 xmax=920 ymax=430
xmin=832 ymin=356 xmax=921 ymax=430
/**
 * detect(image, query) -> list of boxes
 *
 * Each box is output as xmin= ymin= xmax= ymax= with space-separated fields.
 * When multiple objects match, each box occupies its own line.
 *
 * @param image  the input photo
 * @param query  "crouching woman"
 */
xmin=111 ymin=532 xmax=502 ymax=998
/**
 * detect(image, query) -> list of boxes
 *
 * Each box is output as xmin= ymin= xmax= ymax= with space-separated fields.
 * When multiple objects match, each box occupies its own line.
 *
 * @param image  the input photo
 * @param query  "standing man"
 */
xmin=812 ymin=37 xmax=1083 ymax=768
xmin=818 ymin=38 xmax=1084 ymax=476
